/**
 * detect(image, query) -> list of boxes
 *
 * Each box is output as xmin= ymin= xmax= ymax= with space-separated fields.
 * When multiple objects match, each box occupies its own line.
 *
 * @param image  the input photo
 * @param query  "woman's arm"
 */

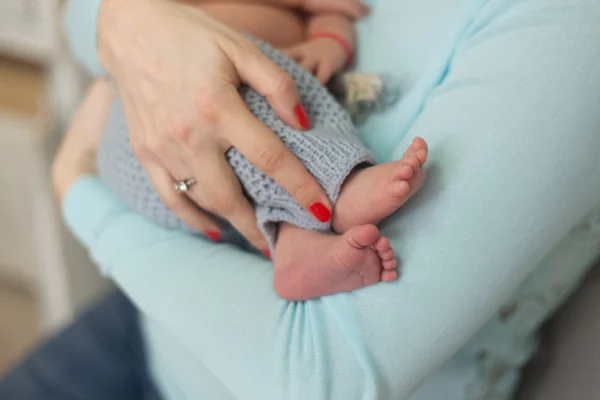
xmin=64 ymin=0 xmax=338 ymax=251
xmin=62 ymin=0 xmax=367 ymax=77
xmin=60 ymin=33 xmax=600 ymax=397
xmin=62 ymin=177 xmax=380 ymax=398
xmin=62 ymin=122 xmax=600 ymax=400
xmin=60 ymin=1 xmax=600 ymax=399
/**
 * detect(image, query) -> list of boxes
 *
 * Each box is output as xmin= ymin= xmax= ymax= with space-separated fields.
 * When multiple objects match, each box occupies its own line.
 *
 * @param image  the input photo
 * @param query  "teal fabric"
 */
xmin=63 ymin=0 xmax=104 ymax=76
xmin=62 ymin=0 xmax=600 ymax=398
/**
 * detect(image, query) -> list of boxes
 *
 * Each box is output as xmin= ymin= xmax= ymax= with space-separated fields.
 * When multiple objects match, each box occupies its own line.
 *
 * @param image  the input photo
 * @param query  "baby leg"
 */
xmin=272 ymin=223 xmax=397 ymax=301
xmin=332 ymin=137 xmax=428 ymax=233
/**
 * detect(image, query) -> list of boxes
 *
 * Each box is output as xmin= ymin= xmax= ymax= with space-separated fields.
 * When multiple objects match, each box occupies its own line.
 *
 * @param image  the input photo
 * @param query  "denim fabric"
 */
xmin=0 ymin=291 xmax=161 ymax=400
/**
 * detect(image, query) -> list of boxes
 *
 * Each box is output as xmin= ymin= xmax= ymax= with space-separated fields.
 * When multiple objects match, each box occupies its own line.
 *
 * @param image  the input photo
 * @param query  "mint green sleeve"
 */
xmin=62 ymin=178 xmax=375 ymax=398
xmin=63 ymin=0 xmax=105 ymax=75
xmin=61 ymin=0 xmax=600 ymax=398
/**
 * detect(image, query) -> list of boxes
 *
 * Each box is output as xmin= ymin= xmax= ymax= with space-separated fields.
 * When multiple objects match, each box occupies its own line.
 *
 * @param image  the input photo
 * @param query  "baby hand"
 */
xmin=301 ymin=0 xmax=370 ymax=20
xmin=284 ymin=38 xmax=349 ymax=84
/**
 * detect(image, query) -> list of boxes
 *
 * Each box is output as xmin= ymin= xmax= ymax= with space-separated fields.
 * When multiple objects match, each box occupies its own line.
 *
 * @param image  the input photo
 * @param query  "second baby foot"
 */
xmin=332 ymin=137 xmax=428 ymax=233
xmin=273 ymin=224 xmax=397 ymax=301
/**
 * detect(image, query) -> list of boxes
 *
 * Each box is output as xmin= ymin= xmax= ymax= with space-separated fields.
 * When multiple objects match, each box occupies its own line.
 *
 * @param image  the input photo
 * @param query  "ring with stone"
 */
xmin=174 ymin=178 xmax=196 ymax=194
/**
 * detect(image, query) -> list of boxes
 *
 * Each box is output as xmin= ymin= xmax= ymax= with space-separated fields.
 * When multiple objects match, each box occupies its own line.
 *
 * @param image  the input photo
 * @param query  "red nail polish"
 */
xmin=309 ymin=202 xmax=331 ymax=222
xmin=262 ymin=249 xmax=271 ymax=259
xmin=294 ymin=104 xmax=310 ymax=129
xmin=204 ymin=230 xmax=221 ymax=241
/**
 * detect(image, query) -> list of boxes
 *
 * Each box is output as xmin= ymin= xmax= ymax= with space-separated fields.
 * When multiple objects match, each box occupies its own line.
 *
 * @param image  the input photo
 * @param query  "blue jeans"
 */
xmin=0 ymin=291 xmax=162 ymax=400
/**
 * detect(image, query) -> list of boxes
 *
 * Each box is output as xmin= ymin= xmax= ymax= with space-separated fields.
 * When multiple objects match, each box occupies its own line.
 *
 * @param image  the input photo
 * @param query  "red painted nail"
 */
xmin=262 ymin=249 xmax=271 ymax=259
xmin=309 ymin=202 xmax=331 ymax=222
xmin=204 ymin=230 xmax=221 ymax=241
xmin=294 ymin=104 xmax=310 ymax=129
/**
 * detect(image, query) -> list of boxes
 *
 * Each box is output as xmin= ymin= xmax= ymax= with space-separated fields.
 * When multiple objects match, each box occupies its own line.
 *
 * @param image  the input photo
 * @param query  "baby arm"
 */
xmin=285 ymin=14 xmax=355 ymax=83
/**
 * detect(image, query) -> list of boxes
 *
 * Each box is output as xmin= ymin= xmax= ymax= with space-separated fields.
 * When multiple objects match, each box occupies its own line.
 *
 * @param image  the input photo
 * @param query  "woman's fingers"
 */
xmin=187 ymin=151 xmax=268 ymax=250
xmin=218 ymin=92 xmax=332 ymax=222
xmin=143 ymin=160 xmax=221 ymax=235
xmin=120 ymin=90 xmax=221 ymax=236
xmin=231 ymin=44 xmax=310 ymax=130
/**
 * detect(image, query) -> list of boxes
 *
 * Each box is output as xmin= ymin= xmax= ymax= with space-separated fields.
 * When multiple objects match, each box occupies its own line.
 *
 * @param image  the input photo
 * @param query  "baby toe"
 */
xmin=379 ymin=249 xmax=395 ymax=261
xmin=416 ymin=149 xmax=428 ymax=165
xmin=374 ymin=236 xmax=391 ymax=252
xmin=406 ymin=155 xmax=421 ymax=170
xmin=387 ymin=180 xmax=411 ymax=197
xmin=382 ymin=259 xmax=397 ymax=270
xmin=411 ymin=137 xmax=428 ymax=151
xmin=381 ymin=269 xmax=398 ymax=282
xmin=393 ymin=163 xmax=414 ymax=180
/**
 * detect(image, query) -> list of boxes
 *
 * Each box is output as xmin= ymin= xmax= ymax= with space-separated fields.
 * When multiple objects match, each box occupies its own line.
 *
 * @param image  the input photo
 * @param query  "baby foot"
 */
xmin=332 ymin=137 xmax=428 ymax=233
xmin=273 ymin=224 xmax=397 ymax=301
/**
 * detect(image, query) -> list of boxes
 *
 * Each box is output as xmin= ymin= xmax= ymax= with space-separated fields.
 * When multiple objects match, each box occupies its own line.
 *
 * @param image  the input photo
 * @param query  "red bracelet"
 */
xmin=309 ymin=32 xmax=353 ymax=67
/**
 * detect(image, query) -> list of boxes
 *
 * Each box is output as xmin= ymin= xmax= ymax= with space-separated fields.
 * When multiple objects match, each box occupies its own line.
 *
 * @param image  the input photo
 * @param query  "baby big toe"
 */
xmin=416 ymin=149 xmax=428 ymax=165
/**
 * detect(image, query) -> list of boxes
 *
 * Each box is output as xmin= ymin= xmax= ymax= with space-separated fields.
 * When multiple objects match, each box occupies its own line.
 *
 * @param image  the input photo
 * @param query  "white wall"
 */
xmin=0 ymin=114 xmax=40 ymax=284
xmin=0 ymin=0 xmax=57 ymax=63
xmin=0 ymin=0 xmax=110 ymax=332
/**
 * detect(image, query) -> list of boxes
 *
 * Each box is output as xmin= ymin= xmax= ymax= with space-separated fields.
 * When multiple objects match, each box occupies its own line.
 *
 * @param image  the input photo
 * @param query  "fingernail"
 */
xmin=294 ymin=104 xmax=310 ymax=129
xmin=204 ymin=230 xmax=221 ymax=241
xmin=309 ymin=202 xmax=331 ymax=222
xmin=262 ymin=249 xmax=271 ymax=259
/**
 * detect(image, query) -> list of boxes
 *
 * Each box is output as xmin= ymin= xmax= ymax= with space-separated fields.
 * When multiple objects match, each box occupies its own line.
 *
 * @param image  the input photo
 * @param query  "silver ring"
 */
xmin=174 ymin=178 xmax=196 ymax=194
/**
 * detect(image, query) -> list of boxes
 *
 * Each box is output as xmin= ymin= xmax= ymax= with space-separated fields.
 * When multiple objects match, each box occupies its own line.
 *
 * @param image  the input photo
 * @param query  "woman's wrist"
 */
xmin=97 ymin=0 xmax=156 ymax=74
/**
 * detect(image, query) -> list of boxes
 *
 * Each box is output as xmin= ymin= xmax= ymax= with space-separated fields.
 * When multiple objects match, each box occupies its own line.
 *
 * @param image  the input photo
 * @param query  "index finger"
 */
xmin=220 ymin=93 xmax=332 ymax=223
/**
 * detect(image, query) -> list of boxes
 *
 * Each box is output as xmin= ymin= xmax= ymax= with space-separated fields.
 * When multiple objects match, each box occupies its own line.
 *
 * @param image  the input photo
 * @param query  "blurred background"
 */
xmin=0 ymin=0 xmax=110 ymax=374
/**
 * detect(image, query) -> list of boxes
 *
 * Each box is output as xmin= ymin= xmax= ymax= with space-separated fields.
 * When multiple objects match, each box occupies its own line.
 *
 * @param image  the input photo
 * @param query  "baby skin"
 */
xmin=273 ymin=138 xmax=428 ymax=300
xmin=177 ymin=0 xmax=424 ymax=300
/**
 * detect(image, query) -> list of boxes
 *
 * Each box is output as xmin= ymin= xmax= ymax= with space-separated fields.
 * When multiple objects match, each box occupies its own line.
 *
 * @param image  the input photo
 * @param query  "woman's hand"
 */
xmin=97 ymin=0 xmax=332 ymax=250
xmin=52 ymin=80 xmax=114 ymax=203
